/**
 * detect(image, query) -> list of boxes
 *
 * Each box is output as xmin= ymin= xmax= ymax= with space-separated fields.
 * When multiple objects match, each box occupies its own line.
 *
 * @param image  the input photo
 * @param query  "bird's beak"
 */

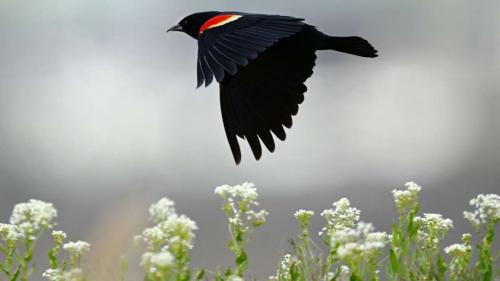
xmin=167 ymin=24 xmax=183 ymax=33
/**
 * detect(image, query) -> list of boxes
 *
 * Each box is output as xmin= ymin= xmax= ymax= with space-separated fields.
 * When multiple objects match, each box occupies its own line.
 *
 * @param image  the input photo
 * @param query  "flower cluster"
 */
xmin=161 ymin=214 xmax=198 ymax=251
xmin=444 ymin=243 xmax=471 ymax=255
xmin=269 ymin=254 xmax=301 ymax=281
xmin=444 ymin=233 xmax=472 ymax=280
xmin=215 ymin=182 xmax=258 ymax=203
xmin=1 ymin=200 xmax=61 ymax=281
xmin=246 ymin=210 xmax=269 ymax=228
xmin=317 ymin=198 xmax=388 ymax=279
xmin=52 ymin=230 xmax=67 ymax=245
xmin=0 ymin=223 xmax=24 ymax=244
xmin=9 ymin=199 xmax=57 ymax=240
xmin=392 ymin=181 xmax=421 ymax=213
xmin=42 ymin=268 xmax=84 ymax=281
xmin=61 ymin=240 xmax=91 ymax=270
xmin=320 ymin=198 xmax=360 ymax=239
xmin=215 ymin=182 xmax=268 ymax=230
xmin=414 ymin=213 xmax=453 ymax=251
xmin=1 ymin=181 xmax=498 ymax=281
xmin=141 ymin=214 xmax=197 ymax=253
xmin=338 ymin=265 xmax=351 ymax=281
xmin=140 ymin=251 xmax=175 ymax=277
xmin=63 ymin=241 xmax=91 ymax=256
xmin=294 ymin=209 xmax=314 ymax=230
xmin=215 ymin=182 xmax=268 ymax=277
xmin=463 ymin=193 xmax=500 ymax=230
xmin=149 ymin=198 xmax=176 ymax=224
xmin=332 ymin=222 xmax=388 ymax=261
xmin=137 ymin=197 xmax=197 ymax=280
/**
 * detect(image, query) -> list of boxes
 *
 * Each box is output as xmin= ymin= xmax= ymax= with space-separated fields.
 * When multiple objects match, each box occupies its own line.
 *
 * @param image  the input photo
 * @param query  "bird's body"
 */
xmin=168 ymin=11 xmax=377 ymax=164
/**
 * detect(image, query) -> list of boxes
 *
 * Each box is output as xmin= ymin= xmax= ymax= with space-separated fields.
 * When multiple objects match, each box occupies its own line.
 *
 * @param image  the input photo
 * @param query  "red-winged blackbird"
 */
xmin=168 ymin=11 xmax=377 ymax=164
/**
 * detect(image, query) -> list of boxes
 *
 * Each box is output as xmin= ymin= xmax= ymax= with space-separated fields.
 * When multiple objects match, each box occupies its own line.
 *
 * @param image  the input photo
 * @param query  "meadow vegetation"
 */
xmin=0 ymin=182 xmax=498 ymax=281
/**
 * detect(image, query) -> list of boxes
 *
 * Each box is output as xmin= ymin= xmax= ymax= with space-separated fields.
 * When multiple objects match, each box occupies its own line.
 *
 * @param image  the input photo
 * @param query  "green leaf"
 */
xmin=228 ymin=240 xmax=238 ymax=253
xmin=289 ymin=263 xmax=299 ymax=281
xmin=349 ymin=273 xmax=363 ymax=281
xmin=48 ymin=248 xmax=58 ymax=269
xmin=437 ymin=255 xmax=447 ymax=280
xmin=236 ymin=250 xmax=248 ymax=275
xmin=389 ymin=248 xmax=399 ymax=276
xmin=195 ymin=269 xmax=205 ymax=280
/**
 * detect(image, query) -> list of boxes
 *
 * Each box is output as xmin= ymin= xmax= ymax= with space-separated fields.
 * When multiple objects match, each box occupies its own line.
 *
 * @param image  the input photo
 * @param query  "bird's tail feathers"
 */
xmin=323 ymin=36 xmax=378 ymax=58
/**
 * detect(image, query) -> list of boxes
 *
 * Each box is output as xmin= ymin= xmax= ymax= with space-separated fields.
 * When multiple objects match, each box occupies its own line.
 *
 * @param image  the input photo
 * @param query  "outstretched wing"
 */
xmin=220 ymin=38 xmax=317 ymax=164
xmin=197 ymin=13 xmax=305 ymax=87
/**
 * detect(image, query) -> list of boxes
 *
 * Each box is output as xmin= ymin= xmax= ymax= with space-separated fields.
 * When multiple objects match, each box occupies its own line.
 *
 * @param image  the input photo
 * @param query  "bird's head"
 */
xmin=167 ymin=11 xmax=221 ymax=39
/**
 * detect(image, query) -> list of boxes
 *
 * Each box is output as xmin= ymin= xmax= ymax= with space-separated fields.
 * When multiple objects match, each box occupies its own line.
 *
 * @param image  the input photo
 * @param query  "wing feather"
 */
xmin=219 ymin=36 xmax=317 ymax=163
xmin=197 ymin=13 xmax=306 ymax=86
xmin=208 ymin=50 xmax=237 ymax=75
xmin=200 ymin=56 xmax=214 ymax=86
xmin=212 ymin=44 xmax=248 ymax=66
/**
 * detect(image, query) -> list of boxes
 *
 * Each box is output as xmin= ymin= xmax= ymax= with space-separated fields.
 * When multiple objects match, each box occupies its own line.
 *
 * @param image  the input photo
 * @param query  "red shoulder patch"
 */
xmin=199 ymin=14 xmax=242 ymax=34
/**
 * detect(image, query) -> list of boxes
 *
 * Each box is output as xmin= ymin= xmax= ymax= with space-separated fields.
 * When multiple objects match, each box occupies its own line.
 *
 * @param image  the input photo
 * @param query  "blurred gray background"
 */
xmin=0 ymin=0 xmax=499 ymax=279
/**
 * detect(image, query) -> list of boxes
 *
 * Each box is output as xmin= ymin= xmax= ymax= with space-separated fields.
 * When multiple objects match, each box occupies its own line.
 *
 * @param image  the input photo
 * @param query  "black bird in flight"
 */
xmin=168 ymin=11 xmax=377 ymax=164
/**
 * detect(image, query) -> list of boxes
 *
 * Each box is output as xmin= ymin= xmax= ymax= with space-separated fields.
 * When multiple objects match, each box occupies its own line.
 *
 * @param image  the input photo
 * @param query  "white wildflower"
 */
xmin=321 ymin=198 xmax=360 ymax=237
xmin=52 ymin=230 xmax=67 ymax=244
xmin=445 ymin=233 xmax=473 ymax=278
xmin=215 ymin=182 xmax=258 ymax=205
xmin=149 ymin=197 xmax=176 ymax=223
xmin=294 ymin=209 xmax=314 ymax=219
xmin=139 ymin=196 xmax=198 ymax=257
xmin=281 ymin=254 xmax=299 ymax=269
xmin=405 ymin=181 xmax=422 ymax=193
xmin=150 ymin=251 xmax=175 ymax=268
xmin=339 ymin=265 xmax=351 ymax=281
xmin=294 ymin=209 xmax=314 ymax=229
xmin=337 ymin=242 xmax=359 ymax=259
xmin=463 ymin=194 xmax=499 ymax=229
xmin=392 ymin=182 xmax=421 ymax=212
xmin=444 ymin=243 xmax=471 ymax=255
xmin=366 ymin=231 xmax=389 ymax=243
xmin=216 ymin=183 xmax=267 ymax=232
xmin=214 ymin=184 xmax=231 ymax=197
xmin=463 ymin=211 xmax=480 ymax=227
xmin=43 ymin=268 xmax=84 ymax=281
xmin=273 ymin=254 xmax=300 ymax=279
xmin=142 ymin=225 xmax=167 ymax=249
xmin=332 ymin=222 xmax=388 ymax=260
xmin=160 ymin=214 xmax=197 ymax=250
xmin=229 ymin=216 xmax=242 ymax=226
xmin=0 ymin=223 xmax=24 ymax=243
xmin=63 ymin=240 xmax=91 ymax=255
xmin=141 ymin=252 xmax=154 ymax=268
xmin=415 ymin=213 xmax=453 ymax=250
xmin=64 ymin=269 xmax=84 ymax=281
xmin=10 ymin=199 xmax=57 ymax=239
xmin=320 ymin=209 xmax=335 ymax=218
xmin=246 ymin=209 xmax=269 ymax=227
xmin=233 ymin=182 xmax=258 ymax=202
xmin=461 ymin=233 xmax=472 ymax=243
xmin=416 ymin=213 xmax=453 ymax=230
xmin=42 ymin=269 xmax=64 ymax=281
